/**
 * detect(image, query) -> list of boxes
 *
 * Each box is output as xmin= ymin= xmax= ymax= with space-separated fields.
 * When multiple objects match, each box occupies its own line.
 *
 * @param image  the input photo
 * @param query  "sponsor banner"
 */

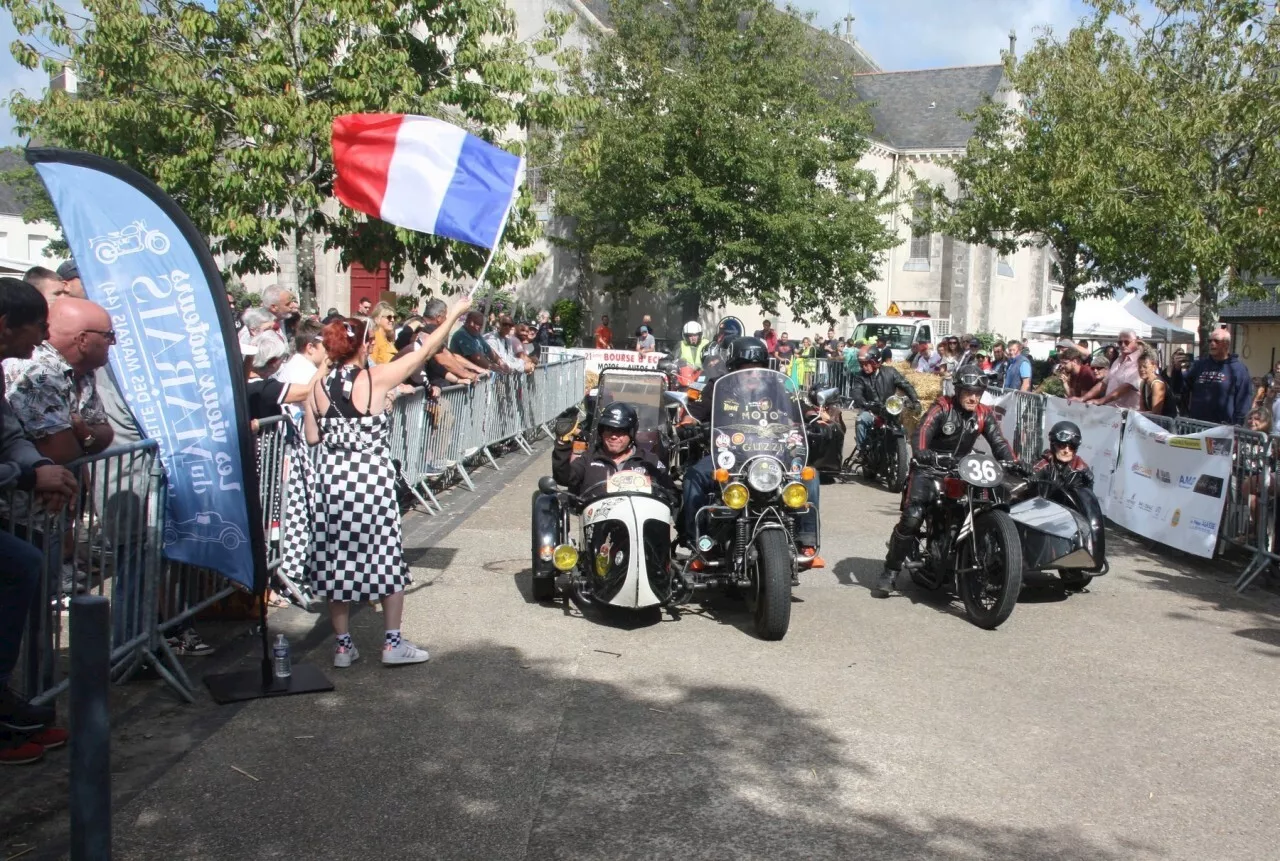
xmin=29 ymin=149 xmax=263 ymax=591
xmin=1107 ymin=411 xmax=1234 ymax=558
xmin=979 ymin=391 xmax=1020 ymax=449
xmin=1043 ymin=398 xmax=1125 ymax=508
xmin=544 ymin=347 xmax=667 ymax=376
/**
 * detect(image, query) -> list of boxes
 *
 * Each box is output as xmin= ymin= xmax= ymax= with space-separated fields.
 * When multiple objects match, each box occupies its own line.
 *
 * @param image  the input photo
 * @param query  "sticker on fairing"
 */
xmin=717 ymin=450 xmax=736 ymax=469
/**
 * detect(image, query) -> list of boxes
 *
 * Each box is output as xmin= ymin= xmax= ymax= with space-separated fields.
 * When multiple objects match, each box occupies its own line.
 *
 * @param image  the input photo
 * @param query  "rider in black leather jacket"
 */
xmin=552 ymin=402 xmax=675 ymax=502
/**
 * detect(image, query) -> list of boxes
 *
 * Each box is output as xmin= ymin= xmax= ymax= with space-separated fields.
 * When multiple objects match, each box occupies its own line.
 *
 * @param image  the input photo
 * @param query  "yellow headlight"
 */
xmin=723 ymin=483 xmax=749 ymax=510
xmin=781 ymin=482 xmax=809 ymax=509
xmin=552 ymin=544 xmax=579 ymax=571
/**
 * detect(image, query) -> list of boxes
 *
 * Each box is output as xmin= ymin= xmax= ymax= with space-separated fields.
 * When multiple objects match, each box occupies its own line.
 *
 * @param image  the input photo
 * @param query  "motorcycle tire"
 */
xmin=750 ymin=530 xmax=793 ymax=641
xmin=957 ymin=510 xmax=1023 ymax=630
xmin=887 ymin=438 xmax=910 ymax=493
xmin=1058 ymin=570 xmax=1093 ymax=592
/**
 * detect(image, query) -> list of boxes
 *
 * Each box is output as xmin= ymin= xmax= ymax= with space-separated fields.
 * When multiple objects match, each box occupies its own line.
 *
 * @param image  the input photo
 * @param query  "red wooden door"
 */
xmin=349 ymin=262 xmax=389 ymax=313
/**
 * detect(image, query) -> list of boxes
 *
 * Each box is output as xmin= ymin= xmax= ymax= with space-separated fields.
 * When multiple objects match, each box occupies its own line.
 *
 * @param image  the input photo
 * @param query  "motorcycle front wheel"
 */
xmin=957 ymin=510 xmax=1023 ymax=630
xmin=887 ymin=438 xmax=910 ymax=493
xmin=748 ymin=530 xmax=792 ymax=641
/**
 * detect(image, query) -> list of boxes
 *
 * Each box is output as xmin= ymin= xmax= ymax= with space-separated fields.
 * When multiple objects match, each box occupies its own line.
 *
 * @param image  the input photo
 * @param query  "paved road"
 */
xmin=112 ymin=448 xmax=1280 ymax=860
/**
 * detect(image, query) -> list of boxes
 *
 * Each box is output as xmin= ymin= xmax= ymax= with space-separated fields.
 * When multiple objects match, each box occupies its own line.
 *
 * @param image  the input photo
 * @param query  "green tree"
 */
xmin=3 ymin=0 xmax=584 ymax=302
xmin=541 ymin=0 xmax=899 ymax=322
xmin=1085 ymin=0 xmax=1280 ymax=348
xmin=924 ymin=26 xmax=1145 ymax=341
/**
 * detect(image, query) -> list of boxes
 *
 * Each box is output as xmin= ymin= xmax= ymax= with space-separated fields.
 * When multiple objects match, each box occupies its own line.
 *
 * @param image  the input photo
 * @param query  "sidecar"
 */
xmin=1007 ymin=484 xmax=1107 ymax=589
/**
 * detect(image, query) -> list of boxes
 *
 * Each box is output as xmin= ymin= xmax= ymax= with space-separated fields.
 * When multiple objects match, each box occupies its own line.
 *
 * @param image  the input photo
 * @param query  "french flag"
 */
xmin=332 ymin=113 xmax=524 ymax=249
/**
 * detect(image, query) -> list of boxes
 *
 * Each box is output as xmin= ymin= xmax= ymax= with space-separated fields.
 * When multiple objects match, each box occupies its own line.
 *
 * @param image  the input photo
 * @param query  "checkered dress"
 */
xmin=308 ymin=368 xmax=411 ymax=602
xmin=278 ymin=414 xmax=314 ymax=590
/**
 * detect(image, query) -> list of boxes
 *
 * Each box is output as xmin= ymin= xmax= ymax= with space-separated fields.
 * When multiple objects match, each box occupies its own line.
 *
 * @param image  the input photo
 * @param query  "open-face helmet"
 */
xmin=727 ymin=336 xmax=770 ymax=370
xmin=597 ymin=402 xmax=639 ymax=441
xmin=1048 ymin=420 xmax=1082 ymax=451
xmin=953 ymin=364 xmax=988 ymax=396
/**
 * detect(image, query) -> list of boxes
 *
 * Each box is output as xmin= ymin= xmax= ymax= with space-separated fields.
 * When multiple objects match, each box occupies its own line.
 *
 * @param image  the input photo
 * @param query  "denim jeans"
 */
xmin=0 ymin=531 xmax=44 ymax=689
xmin=855 ymin=411 xmax=876 ymax=449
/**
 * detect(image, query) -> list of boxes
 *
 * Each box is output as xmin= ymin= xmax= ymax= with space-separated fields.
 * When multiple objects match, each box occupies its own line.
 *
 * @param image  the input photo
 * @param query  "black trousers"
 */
xmin=885 ymin=470 xmax=938 ymax=570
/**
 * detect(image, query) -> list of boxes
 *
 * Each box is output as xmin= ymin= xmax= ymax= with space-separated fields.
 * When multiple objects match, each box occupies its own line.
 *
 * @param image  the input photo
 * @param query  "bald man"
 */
xmin=3 ymin=296 xmax=115 ymax=463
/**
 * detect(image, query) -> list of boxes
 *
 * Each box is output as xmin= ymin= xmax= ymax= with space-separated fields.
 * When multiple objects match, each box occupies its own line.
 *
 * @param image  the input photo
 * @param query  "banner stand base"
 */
xmin=205 ymin=663 xmax=333 ymax=705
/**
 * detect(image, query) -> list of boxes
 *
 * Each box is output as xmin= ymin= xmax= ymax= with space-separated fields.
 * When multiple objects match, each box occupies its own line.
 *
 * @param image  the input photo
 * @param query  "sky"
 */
xmin=0 ymin=0 xmax=1162 ymax=146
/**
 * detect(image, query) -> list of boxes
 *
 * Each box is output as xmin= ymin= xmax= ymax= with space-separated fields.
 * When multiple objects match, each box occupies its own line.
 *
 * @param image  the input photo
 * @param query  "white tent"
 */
xmin=1022 ymin=295 xmax=1196 ymax=344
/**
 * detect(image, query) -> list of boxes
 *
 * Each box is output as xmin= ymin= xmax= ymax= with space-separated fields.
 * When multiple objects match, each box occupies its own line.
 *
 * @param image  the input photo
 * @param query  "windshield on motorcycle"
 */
xmin=710 ymin=369 xmax=807 ymax=476
xmin=593 ymin=370 xmax=667 ymax=459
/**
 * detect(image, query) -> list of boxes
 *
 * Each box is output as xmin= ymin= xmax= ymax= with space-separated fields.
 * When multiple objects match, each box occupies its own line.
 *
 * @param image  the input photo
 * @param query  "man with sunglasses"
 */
xmin=4 ymin=297 xmax=115 ymax=462
xmin=1085 ymin=328 xmax=1141 ymax=409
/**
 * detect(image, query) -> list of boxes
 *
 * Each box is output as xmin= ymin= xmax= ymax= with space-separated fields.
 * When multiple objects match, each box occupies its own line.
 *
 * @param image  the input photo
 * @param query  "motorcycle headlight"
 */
xmin=746 ymin=458 xmax=784 ymax=493
xmin=781 ymin=482 xmax=808 ymax=509
xmin=722 ymin=483 xmax=749 ymax=510
xmin=885 ymin=395 xmax=904 ymax=416
xmin=552 ymin=544 xmax=579 ymax=571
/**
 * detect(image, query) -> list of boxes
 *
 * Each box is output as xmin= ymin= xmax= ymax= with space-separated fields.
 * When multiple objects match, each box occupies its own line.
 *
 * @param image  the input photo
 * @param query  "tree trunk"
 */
xmin=1058 ymin=282 xmax=1077 ymax=342
xmin=274 ymin=226 xmax=299 ymax=300
xmin=1054 ymin=238 xmax=1082 ymax=342
xmin=1197 ymin=273 xmax=1218 ymax=357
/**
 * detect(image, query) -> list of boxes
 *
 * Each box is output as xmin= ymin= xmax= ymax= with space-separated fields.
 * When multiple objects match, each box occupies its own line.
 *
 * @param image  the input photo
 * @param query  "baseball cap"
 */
xmin=639 ymin=325 xmax=649 ymax=334
xmin=56 ymin=260 xmax=79 ymax=280
xmin=1055 ymin=338 xmax=1078 ymax=353
xmin=967 ymin=338 xmax=980 ymax=348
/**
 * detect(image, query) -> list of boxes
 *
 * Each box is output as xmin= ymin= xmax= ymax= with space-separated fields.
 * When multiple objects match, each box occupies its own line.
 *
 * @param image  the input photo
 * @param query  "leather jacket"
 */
xmin=847 ymin=367 xmax=919 ymax=409
xmin=1031 ymin=452 xmax=1094 ymax=489
xmin=912 ymin=397 xmax=1014 ymax=462
xmin=551 ymin=438 xmax=676 ymax=502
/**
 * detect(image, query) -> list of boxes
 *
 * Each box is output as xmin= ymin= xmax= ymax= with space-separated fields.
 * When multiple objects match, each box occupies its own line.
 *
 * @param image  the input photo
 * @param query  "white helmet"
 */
xmin=682 ymin=321 xmax=703 ymax=337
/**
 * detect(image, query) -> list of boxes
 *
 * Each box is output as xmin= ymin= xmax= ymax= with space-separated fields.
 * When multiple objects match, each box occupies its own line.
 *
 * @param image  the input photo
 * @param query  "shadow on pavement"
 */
xmin=111 ymin=641 xmax=1154 ymax=861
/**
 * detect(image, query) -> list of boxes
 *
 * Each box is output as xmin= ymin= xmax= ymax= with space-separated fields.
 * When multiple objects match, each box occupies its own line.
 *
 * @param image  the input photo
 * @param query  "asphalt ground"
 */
xmin=17 ymin=439 xmax=1280 ymax=860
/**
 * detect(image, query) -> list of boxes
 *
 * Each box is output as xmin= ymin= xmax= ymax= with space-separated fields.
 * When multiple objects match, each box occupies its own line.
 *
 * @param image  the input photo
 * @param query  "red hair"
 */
xmin=322 ymin=317 xmax=364 ymax=364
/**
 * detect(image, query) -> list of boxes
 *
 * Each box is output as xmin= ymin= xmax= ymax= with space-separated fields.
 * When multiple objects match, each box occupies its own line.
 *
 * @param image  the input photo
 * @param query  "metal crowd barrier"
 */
xmin=988 ymin=386 xmax=1277 ymax=593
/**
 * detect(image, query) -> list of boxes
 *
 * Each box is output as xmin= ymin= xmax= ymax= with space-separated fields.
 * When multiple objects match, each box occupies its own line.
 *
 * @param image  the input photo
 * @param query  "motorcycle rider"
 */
xmin=552 ymin=402 xmax=676 ymax=502
xmin=847 ymin=352 xmax=921 ymax=456
xmin=680 ymin=336 xmax=821 ymax=558
xmin=872 ymin=365 xmax=1020 ymax=598
xmin=1030 ymin=421 xmax=1094 ymax=490
xmin=701 ymin=318 xmax=745 ymax=364
xmin=679 ymin=321 xmax=708 ymax=368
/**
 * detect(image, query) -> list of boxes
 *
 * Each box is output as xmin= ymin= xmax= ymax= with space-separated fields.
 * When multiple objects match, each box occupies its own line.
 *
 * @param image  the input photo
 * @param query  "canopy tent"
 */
xmin=1022 ymin=295 xmax=1196 ymax=344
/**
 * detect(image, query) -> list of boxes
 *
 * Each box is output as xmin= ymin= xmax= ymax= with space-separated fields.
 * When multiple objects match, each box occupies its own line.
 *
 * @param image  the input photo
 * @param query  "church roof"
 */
xmin=852 ymin=64 xmax=1006 ymax=150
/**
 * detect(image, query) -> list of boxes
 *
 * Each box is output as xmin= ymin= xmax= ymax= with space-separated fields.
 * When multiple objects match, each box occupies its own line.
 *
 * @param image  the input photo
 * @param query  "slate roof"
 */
xmin=1219 ymin=278 xmax=1280 ymax=321
xmin=851 ymin=64 xmax=1006 ymax=150
xmin=0 ymin=149 xmax=30 ymax=217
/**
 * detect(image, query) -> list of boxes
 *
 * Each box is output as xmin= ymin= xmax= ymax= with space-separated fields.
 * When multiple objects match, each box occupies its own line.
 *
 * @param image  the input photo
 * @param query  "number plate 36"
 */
xmin=957 ymin=453 xmax=1004 ymax=488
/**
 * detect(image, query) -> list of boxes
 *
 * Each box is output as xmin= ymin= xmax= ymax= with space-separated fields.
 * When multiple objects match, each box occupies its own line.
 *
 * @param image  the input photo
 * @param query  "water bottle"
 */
xmin=272 ymin=634 xmax=292 ymax=679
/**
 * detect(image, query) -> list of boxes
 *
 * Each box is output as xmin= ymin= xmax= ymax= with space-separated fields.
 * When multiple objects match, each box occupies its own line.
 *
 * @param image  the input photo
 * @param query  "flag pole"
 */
xmin=471 ymin=162 xmax=523 ymax=331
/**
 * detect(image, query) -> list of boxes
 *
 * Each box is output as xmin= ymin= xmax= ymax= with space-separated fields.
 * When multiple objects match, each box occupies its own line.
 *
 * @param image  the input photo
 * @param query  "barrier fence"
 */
xmin=6 ymin=358 xmax=586 ymax=705
xmin=987 ymin=386 xmax=1277 ymax=593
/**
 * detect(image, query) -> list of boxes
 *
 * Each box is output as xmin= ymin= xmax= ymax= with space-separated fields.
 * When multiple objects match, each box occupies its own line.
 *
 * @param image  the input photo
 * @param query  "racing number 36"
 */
xmin=958 ymin=454 xmax=1003 ymax=487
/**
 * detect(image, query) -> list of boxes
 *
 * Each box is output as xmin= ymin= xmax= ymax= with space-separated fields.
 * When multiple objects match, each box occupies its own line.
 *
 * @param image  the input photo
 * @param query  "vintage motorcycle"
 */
xmin=681 ymin=367 xmax=816 ymax=640
xmin=844 ymin=394 xmax=912 ymax=492
xmin=805 ymin=387 xmax=846 ymax=482
xmin=1006 ymin=477 xmax=1108 ymax=592
xmin=904 ymin=450 xmax=1024 ymax=629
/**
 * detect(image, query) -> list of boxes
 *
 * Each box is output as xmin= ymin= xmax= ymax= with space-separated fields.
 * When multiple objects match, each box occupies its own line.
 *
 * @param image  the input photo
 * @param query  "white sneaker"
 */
xmin=381 ymin=640 xmax=430 ymax=666
xmin=333 ymin=644 xmax=360 ymax=668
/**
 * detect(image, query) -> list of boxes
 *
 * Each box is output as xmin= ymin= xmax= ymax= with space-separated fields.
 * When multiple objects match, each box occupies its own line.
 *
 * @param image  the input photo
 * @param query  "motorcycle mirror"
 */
xmin=537 ymin=476 xmax=559 ymax=494
xmin=813 ymin=387 xmax=838 ymax=406
xmin=663 ymin=390 xmax=689 ymax=407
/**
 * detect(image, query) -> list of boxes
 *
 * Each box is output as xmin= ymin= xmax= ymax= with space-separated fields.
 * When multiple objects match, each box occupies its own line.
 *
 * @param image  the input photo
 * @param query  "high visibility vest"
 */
xmin=679 ymin=340 xmax=707 ymax=367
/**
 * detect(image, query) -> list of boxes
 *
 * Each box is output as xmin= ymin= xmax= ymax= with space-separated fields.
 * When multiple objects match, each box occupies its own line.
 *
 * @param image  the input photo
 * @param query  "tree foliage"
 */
xmin=1087 ymin=0 xmax=1280 ymax=347
xmin=3 ymin=0 xmax=585 ymax=297
xmin=924 ymin=26 xmax=1145 ymax=340
xmin=541 ymin=0 xmax=899 ymax=322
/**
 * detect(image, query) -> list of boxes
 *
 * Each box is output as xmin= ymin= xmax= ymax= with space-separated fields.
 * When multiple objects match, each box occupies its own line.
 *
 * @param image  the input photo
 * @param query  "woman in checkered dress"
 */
xmin=302 ymin=297 xmax=471 ymax=667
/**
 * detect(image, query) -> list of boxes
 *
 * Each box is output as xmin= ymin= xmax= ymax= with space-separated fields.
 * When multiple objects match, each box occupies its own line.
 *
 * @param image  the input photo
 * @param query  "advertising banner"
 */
xmin=29 ymin=150 xmax=264 ymax=591
xmin=1043 ymin=398 xmax=1126 ymax=509
xmin=980 ymin=391 xmax=1020 ymax=450
xmin=544 ymin=347 xmax=667 ymax=376
xmin=1107 ymin=411 xmax=1234 ymax=558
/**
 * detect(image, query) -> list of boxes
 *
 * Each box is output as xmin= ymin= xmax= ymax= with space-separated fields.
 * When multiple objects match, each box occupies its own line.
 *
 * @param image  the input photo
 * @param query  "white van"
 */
xmin=850 ymin=316 xmax=936 ymax=363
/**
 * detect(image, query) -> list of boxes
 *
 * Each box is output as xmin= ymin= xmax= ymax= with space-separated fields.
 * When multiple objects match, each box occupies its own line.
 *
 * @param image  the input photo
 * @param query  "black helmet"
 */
xmin=727 ymin=336 xmax=770 ymax=370
xmin=1049 ymin=420 xmax=1082 ymax=450
xmin=858 ymin=351 xmax=880 ymax=369
xmin=953 ymin=364 xmax=987 ymax=394
xmin=717 ymin=317 xmax=744 ymax=341
xmin=597 ymin=402 xmax=639 ymax=439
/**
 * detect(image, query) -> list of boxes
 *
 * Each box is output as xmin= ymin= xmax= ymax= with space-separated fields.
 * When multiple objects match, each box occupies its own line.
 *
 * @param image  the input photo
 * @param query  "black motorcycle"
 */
xmin=681 ymin=368 xmax=815 ymax=640
xmin=904 ymin=451 xmax=1024 ymax=629
xmin=841 ymin=394 xmax=913 ymax=492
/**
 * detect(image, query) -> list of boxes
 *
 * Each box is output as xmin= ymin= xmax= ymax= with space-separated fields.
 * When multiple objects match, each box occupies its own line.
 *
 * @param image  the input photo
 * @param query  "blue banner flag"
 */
xmin=28 ymin=149 xmax=265 ymax=591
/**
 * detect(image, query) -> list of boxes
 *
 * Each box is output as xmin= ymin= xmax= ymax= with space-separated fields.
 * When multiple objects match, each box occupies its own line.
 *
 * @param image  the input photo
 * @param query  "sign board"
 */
xmin=544 ymin=347 xmax=667 ymax=376
xmin=1107 ymin=412 xmax=1234 ymax=558
xmin=886 ymin=302 xmax=901 ymax=316
xmin=1042 ymin=399 xmax=1126 ymax=506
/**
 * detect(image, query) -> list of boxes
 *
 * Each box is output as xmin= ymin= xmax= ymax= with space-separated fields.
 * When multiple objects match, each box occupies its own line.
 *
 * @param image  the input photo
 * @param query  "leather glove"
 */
xmin=677 ymin=422 xmax=704 ymax=442
xmin=913 ymin=450 xmax=937 ymax=466
xmin=552 ymin=407 xmax=580 ymax=442
xmin=1003 ymin=460 xmax=1031 ymax=477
